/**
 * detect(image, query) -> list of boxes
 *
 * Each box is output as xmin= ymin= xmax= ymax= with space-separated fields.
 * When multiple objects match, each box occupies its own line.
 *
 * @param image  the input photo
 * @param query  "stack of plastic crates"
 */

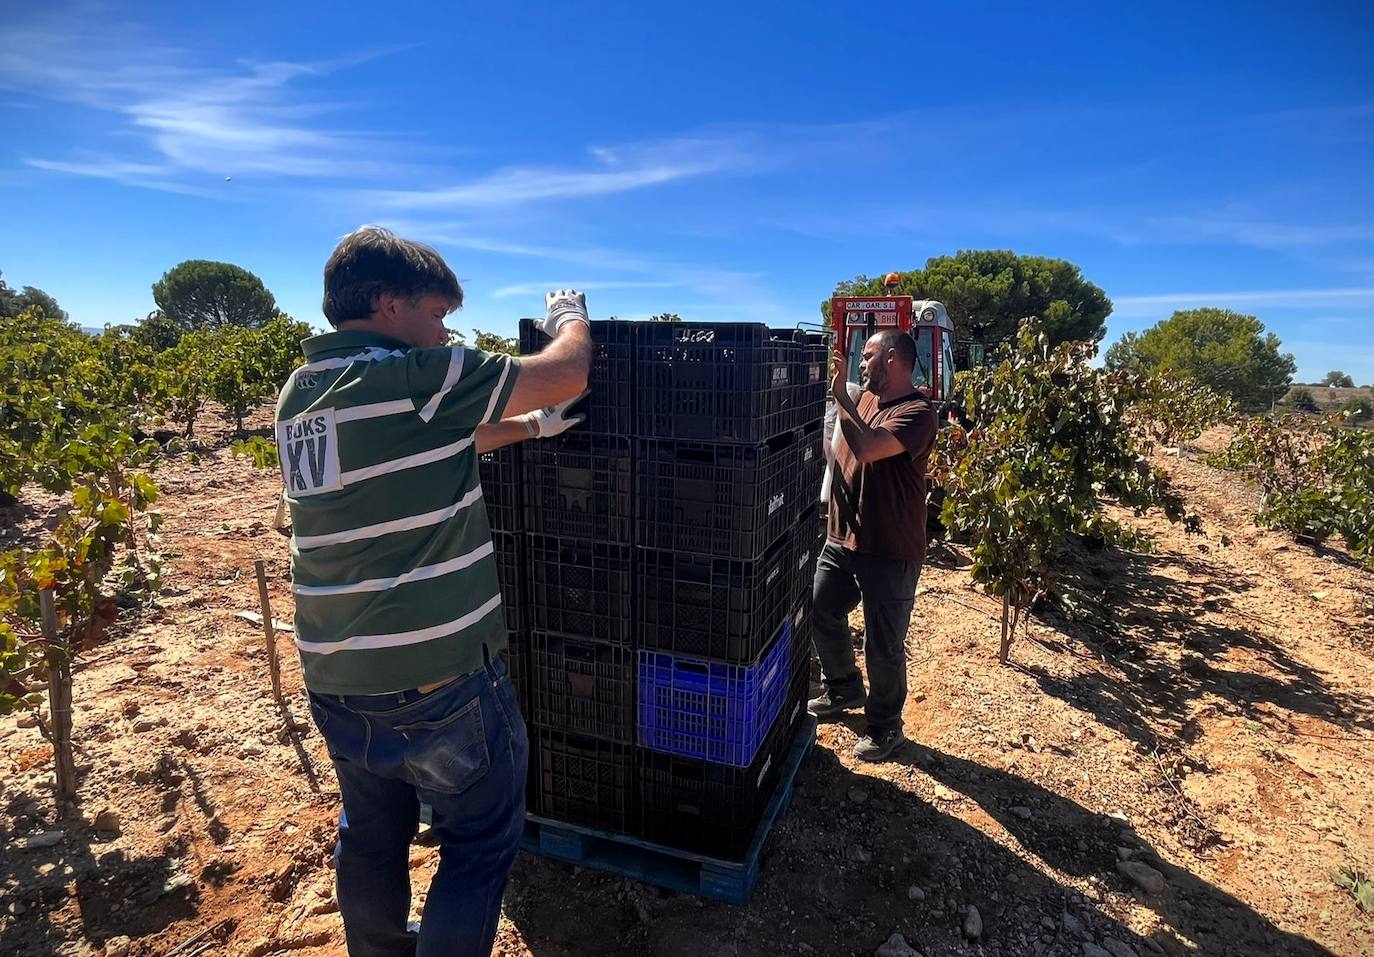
xmin=517 ymin=320 xmax=639 ymax=833
xmin=499 ymin=319 xmax=826 ymax=859
xmin=633 ymin=321 xmax=825 ymax=858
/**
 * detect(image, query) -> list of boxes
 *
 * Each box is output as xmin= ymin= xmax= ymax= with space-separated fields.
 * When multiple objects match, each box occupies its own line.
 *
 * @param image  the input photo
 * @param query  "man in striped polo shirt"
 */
xmin=276 ymin=226 xmax=590 ymax=956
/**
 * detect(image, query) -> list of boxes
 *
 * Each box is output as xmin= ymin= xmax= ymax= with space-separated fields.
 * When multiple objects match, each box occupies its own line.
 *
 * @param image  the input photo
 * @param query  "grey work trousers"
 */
xmin=811 ymin=541 xmax=921 ymax=734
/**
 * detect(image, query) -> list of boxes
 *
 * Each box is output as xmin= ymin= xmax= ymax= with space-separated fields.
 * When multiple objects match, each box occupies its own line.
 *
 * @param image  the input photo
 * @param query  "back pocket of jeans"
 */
xmin=396 ymin=696 xmax=489 ymax=795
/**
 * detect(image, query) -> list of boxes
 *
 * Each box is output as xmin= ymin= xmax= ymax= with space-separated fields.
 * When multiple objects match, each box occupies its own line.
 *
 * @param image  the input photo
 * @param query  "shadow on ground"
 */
xmin=1024 ymin=543 xmax=1374 ymax=762
xmin=0 ymin=785 xmax=198 ymax=957
xmin=502 ymin=736 xmax=1336 ymax=957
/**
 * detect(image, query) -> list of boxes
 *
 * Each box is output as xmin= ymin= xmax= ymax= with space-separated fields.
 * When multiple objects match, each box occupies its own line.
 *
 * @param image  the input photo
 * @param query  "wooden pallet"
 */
xmin=519 ymin=713 xmax=816 ymax=904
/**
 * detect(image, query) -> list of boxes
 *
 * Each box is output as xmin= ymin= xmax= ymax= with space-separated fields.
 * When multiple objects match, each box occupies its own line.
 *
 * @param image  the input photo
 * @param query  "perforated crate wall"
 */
xmin=519 ymin=319 xmax=635 ymax=435
xmin=636 ymin=430 xmax=801 ymax=560
xmin=638 ymin=534 xmax=793 ymax=663
xmin=634 ymin=323 xmax=814 ymax=444
xmin=531 ymin=727 xmax=637 ymax=834
xmin=528 ymin=535 xmax=635 ymax=645
xmin=531 ymin=633 xmax=635 ymax=743
xmin=526 ymin=432 xmax=633 ymax=543
xmin=478 ymin=446 xmax=523 ymax=533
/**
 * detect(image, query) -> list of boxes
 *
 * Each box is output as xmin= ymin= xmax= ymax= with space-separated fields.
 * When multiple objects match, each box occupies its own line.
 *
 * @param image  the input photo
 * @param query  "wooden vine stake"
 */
xmin=40 ymin=589 xmax=77 ymax=809
xmin=255 ymin=560 xmax=282 ymax=701
xmin=273 ymin=488 xmax=288 ymax=532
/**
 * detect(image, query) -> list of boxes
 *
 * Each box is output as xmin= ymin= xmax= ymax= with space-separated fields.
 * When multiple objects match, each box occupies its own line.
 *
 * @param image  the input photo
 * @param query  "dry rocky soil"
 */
xmin=2 ymin=414 xmax=1372 ymax=957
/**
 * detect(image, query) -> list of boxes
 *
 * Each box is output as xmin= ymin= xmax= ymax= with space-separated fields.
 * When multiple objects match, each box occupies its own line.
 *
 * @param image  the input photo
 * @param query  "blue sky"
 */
xmin=2 ymin=1 xmax=1372 ymax=383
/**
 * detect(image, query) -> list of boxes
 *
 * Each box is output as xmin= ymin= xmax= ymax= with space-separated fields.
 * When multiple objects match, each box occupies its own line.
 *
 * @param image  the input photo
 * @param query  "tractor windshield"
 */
xmin=847 ymin=327 xmax=936 ymax=394
xmin=941 ymin=330 xmax=955 ymax=402
xmin=912 ymin=331 xmax=934 ymax=391
xmin=845 ymin=328 xmax=868 ymax=385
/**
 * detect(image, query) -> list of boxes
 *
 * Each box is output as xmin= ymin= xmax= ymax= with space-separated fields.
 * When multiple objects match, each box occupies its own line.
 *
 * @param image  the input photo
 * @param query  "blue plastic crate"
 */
xmin=637 ymin=618 xmax=791 ymax=767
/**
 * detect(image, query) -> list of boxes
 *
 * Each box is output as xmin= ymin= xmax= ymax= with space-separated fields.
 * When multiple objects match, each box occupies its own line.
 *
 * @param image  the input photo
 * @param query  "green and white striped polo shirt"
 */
xmin=274 ymin=330 xmax=521 ymax=695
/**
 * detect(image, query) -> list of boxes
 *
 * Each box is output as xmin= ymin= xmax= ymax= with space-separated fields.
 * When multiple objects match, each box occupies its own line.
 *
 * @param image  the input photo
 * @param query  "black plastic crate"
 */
xmin=791 ymin=506 xmax=822 ymax=607
xmin=794 ymin=342 xmax=829 ymax=428
xmin=798 ymin=420 xmax=824 ymax=512
xmin=635 ymin=322 xmax=810 ymax=443
xmin=530 ymin=633 xmax=635 ymax=742
xmin=784 ymin=591 xmax=811 ymax=653
xmin=636 ymin=430 xmax=800 ymax=560
xmin=491 ymin=529 xmax=527 ymax=637
xmin=531 ymin=726 xmax=637 ymax=833
xmin=786 ymin=592 xmax=816 ymax=687
xmin=529 ymin=535 xmax=635 ymax=645
xmin=478 ymin=446 xmax=523 ymax=533
xmin=784 ymin=628 xmax=813 ymax=714
xmin=526 ymin=432 xmax=633 ymax=543
xmin=636 ymin=674 xmax=806 ymax=859
xmin=638 ymin=533 xmax=793 ymax=663
xmin=519 ymin=319 xmax=635 ymax=435
xmin=501 ymin=636 xmax=530 ymax=716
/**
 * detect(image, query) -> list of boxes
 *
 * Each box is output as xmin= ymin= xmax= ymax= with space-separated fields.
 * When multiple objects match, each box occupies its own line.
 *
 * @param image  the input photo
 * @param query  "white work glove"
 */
xmin=520 ymin=390 xmax=589 ymax=438
xmin=541 ymin=289 xmax=590 ymax=338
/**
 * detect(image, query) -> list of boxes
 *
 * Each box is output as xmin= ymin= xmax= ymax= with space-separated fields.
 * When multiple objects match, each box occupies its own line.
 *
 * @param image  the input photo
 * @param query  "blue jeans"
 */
xmin=307 ymin=657 xmax=528 ymax=957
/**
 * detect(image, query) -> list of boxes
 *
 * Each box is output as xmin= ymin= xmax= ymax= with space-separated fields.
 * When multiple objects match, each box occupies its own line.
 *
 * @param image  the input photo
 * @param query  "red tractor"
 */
xmin=828 ymin=273 xmax=956 ymax=406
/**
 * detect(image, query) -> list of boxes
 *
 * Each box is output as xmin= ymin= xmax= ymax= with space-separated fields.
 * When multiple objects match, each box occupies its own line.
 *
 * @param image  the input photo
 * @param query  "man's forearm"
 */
xmin=838 ymin=415 xmax=877 ymax=459
xmin=540 ymin=321 xmax=592 ymax=387
xmin=506 ymin=321 xmax=592 ymax=415
xmin=834 ymin=390 xmax=907 ymax=463
xmin=834 ymin=389 xmax=878 ymax=456
xmin=475 ymin=420 xmax=530 ymax=454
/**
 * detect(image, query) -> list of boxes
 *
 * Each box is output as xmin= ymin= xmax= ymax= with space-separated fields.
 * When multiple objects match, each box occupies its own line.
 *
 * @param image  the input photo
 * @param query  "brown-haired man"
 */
xmin=276 ymin=225 xmax=590 ymax=955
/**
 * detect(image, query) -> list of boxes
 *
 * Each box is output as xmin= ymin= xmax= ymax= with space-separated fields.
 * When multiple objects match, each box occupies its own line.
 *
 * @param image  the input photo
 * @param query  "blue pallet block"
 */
xmin=637 ymin=618 xmax=792 ymax=766
xmin=519 ymin=713 xmax=816 ymax=905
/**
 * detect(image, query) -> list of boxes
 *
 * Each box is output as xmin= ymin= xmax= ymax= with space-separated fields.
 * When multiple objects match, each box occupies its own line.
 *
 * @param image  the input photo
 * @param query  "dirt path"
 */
xmin=3 ymin=421 xmax=1371 ymax=957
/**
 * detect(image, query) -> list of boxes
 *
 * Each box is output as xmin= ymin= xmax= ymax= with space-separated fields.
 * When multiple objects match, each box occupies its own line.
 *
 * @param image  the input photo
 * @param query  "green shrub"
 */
xmin=937 ymin=320 xmax=1198 ymax=663
xmin=231 ymin=436 xmax=279 ymax=470
xmin=1286 ymin=387 xmax=1319 ymax=413
xmin=1339 ymin=396 xmax=1372 ymax=423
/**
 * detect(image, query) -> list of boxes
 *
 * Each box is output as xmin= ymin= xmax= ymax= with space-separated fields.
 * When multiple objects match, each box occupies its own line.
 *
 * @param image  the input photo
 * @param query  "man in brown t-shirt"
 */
xmin=809 ymin=328 xmax=937 ymax=761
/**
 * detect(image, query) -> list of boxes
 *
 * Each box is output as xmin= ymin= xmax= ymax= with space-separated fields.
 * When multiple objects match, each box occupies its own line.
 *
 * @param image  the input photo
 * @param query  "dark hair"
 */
xmin=871 ymin=328 xmax=916 ymax=367
xmin=322 ymin=226 xmax=462 ymax=327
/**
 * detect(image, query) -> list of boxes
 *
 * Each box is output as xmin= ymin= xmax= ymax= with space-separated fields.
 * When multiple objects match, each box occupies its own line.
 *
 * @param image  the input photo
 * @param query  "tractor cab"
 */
xmin=829 ymin=291 xmax=956 ymax=406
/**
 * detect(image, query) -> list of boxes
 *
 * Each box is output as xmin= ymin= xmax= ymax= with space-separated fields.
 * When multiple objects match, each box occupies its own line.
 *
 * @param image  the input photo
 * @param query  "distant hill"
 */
xmin=1284 ymin=384 xmax=1374 ymax=412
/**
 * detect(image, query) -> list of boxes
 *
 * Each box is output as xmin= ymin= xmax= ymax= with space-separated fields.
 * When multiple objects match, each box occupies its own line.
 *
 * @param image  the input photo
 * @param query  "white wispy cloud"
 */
xmin=1114 ymin=287 xmax=1374 ymax=307
xmin=368 ymin=116 xmax=906 ymax=211
xmin=380 ymin=218 xmax=774 ymax=315
xmin=1145 ymin=216 xmax=1374 ymax=249
xmin=1110 ymin=287 xmax=1374 ymax=323
xmin=764 ymin=199 xmax=1374 ymax=254
xmin=380 ymin=222 xmax=662 ymax=272
xmin=1 ymin=15 xmax=409 ymax=192
xmin=490 ymin=280 xmax=683 ymax=300
xmin=24 ymin=157 xmax=228 ymax=199
xmin=372 ymin=133 xmax=762 ymax=209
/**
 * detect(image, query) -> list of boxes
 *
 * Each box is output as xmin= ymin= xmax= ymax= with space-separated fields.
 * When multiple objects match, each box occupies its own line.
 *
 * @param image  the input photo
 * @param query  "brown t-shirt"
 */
xmin=827 ymin=390 xmax=938 ymax=562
